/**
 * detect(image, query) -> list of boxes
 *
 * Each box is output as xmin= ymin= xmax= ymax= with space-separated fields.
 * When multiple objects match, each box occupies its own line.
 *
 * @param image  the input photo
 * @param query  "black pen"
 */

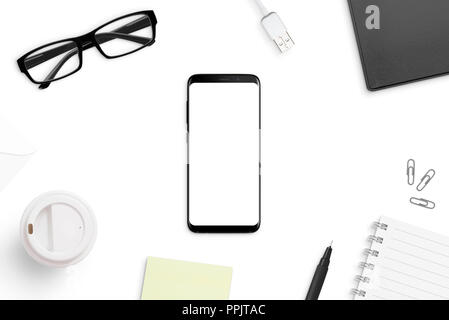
xmin=305 ymin=242 xmax=333 ymax=300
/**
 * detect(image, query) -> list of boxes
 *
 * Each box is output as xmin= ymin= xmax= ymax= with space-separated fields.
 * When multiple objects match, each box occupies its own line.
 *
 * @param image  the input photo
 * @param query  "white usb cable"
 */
xmin=253 ymin=0 xmax=294 ymax=53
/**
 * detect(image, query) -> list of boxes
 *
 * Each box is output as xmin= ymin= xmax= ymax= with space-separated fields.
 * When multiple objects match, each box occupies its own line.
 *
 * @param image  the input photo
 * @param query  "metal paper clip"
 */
xmin=416 ymin=169 xmax=435 ymax=191
xmin=410 ymin=197 xmax=435 ymax=209
xmin=407 ymin=159 xmax=415 ymax=185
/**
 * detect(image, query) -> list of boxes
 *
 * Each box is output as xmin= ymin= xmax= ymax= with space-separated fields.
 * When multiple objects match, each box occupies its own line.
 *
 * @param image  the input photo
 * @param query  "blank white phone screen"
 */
xmin=189 ymin=82 xmax=260 ymax=226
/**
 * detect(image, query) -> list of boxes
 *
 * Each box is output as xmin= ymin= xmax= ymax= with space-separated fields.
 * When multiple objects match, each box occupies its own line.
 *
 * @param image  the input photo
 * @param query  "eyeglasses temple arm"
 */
xmin=38 ymin=33 xmax=151 ymax=89
xmin=25 ymin=42 xmax=77 ymax=70
xmin=25 ymin=16 xmax=152 ymax=70
xmin=112 ymin=16 xmax=151 ymax=37
xmin=38 ymin=47 xmax=79 ymax=89
xmin=96 ymin=32 xmax=150 ymax=45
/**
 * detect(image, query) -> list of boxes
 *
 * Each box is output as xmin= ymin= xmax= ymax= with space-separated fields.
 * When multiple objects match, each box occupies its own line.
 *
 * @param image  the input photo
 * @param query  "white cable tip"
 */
xmin=261 ymin=12 xmax=294 ymax=53
xmin=253 ymin=0 xmax=294 ymax=53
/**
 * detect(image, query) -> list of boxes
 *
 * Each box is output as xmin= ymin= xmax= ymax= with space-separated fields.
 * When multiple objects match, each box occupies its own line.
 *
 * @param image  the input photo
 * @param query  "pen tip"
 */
xmin=330 ymin=241 xmax=333 ymax=247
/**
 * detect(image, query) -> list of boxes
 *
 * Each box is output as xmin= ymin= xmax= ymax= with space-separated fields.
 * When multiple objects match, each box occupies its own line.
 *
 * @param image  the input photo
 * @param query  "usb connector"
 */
xmin=253 ymin=0 xmax=294 ymax=53
xmin=261 ymin=12 xmax=294 ymax=53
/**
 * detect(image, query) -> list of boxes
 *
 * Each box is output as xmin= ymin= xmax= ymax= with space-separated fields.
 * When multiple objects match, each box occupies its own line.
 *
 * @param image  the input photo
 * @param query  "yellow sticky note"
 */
xmin=141 ymin=257 xmax=232 ymax=300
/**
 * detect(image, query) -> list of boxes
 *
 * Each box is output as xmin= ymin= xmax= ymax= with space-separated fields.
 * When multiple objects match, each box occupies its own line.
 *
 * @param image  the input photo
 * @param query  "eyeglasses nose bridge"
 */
xmin=78 ymin=34 xmax=96 ymax=50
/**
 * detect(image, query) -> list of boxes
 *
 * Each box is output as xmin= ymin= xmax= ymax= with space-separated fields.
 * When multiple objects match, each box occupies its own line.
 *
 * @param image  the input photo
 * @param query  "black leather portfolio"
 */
xmin=348 ymin=0 xmax=449 ymax=90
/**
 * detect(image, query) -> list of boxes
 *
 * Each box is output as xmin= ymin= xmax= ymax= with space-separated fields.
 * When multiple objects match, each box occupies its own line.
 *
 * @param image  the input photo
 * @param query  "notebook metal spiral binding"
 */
xmin=355 ymin=275 xmax=370 ymax=283
xmin=364 ymin=249 xmax=380 ymax=257
xmin=352 ymin=289 xmax=367 ymax=297
xmin=368 ymin=235 xmax=384 ymax=244
xmin=359 ymin=262 xmax=375 ymax=270
xmin=373 ymin=222 xmax=388 ymax=231
xmin=353 ymin=220 xmax=387 ymax=298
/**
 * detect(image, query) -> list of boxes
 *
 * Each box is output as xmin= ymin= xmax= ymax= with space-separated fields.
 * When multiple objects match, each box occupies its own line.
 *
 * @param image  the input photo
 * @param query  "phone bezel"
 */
xmin=187 ymin=74 xmax=261 ymax=233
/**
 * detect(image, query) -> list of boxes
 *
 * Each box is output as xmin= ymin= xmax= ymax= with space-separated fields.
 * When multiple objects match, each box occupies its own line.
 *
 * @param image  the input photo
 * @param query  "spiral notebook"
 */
xmin=353 ymin=217 xmax=449 ymax=300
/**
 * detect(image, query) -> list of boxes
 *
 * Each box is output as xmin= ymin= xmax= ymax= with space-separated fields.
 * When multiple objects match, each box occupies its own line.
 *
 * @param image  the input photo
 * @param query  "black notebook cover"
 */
xmin=348 ymin=0 xmax=449 ymax=90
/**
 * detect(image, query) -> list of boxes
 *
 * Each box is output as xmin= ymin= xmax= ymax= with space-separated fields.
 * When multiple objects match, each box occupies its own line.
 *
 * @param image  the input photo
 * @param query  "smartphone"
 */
xmin=187 ymin=74 xmax=261 ymax=233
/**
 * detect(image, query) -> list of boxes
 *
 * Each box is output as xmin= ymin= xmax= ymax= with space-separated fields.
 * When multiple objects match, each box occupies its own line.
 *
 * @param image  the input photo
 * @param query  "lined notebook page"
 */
xmin=354 ymin=217 xmax=449 ymax=300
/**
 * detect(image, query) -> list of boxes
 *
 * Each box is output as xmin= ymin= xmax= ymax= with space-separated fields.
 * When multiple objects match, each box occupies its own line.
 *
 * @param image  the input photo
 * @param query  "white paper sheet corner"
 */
xmin=0 ymin=116 xmax=35 ymax=192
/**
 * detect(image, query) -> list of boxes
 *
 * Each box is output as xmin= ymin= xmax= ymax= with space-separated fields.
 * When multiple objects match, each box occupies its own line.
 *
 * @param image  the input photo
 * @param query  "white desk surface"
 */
xmin=1 ymin=0 xmax=449 ymax=299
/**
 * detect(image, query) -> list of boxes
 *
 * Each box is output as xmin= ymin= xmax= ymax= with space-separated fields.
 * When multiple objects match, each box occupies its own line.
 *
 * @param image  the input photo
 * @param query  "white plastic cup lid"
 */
xmin=20 ymin=191 xmax=97 ymax=268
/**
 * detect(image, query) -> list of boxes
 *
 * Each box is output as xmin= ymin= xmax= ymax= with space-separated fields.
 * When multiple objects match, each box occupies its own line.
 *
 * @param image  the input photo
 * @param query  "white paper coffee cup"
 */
xmin=20 ymin=191 xmax=97 ymax=267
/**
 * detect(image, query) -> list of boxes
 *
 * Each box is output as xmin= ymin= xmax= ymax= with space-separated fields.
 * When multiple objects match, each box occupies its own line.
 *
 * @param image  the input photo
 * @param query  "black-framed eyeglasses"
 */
xmin=17 ymin=10 xmax=157 ymax=89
